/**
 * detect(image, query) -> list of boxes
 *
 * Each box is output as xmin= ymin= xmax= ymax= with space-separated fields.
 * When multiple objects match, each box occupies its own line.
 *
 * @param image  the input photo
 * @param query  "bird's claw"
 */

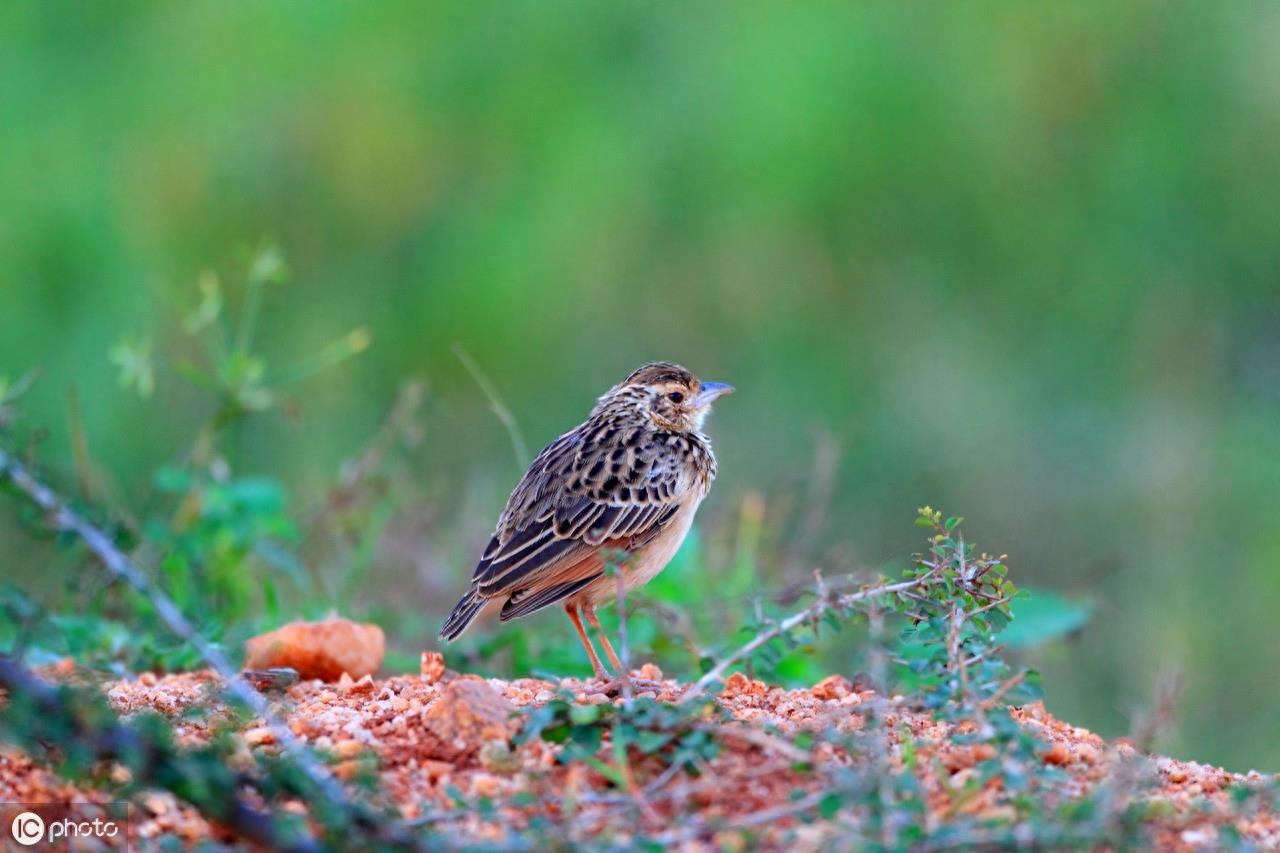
xmin=586 ymin=674 xmax=666 ymax=698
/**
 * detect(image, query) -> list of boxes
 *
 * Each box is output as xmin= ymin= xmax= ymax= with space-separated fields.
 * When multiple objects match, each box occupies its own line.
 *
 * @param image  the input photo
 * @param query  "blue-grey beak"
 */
xmin=694 ymin=381 xmax=735 ymax=407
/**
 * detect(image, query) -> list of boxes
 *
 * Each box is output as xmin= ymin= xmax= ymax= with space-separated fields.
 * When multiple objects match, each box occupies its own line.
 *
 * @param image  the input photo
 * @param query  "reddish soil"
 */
xmin=1 ymin=658 xmax=1275 ymax=850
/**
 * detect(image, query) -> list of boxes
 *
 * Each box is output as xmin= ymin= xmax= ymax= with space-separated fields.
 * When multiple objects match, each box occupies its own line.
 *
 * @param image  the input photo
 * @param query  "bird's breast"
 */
xmin=625 ymin=496 xmax=702 ymax=590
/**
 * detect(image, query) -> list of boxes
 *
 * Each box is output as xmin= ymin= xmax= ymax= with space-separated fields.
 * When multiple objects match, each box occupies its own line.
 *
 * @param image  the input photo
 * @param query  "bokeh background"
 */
xmin=3 ymin=3 xmax=1279 ymax=771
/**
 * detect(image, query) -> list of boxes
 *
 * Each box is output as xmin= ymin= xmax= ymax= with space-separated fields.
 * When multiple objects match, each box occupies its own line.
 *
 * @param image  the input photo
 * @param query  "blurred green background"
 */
xmin=3 ymin=3 xmax=1279 ymax=772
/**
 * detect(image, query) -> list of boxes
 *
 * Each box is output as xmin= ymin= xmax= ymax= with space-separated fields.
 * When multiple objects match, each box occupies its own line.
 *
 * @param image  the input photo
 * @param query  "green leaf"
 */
xmin=153 ymin=467 xmax=192 ymax=492
xmin=634 ymin=730 xmax=674 ymax=754
xmin=569 ymin=703 xmax=603 ymax=725
xmin=183 ymin=270 xmax=224 ymax=334
xmin=109 ymin=336 xmax=155 ymax=399
xmin=541 ymin=724 xmax=571 ymax=744
xmin=247 ymin=246 xmax=288 ymax=286
xmin=999 ymin=588 xmax=1091 ymax=649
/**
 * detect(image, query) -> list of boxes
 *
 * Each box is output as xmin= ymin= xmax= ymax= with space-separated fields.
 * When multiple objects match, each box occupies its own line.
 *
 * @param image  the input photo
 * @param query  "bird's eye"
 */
xmin=667 ymin=391 xmax=684 ymax=404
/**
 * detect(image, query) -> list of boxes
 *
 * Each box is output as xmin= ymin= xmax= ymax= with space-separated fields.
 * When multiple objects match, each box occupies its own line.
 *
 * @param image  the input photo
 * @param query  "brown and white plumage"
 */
xmin=440 ymin=361 xmax=733 ymax=678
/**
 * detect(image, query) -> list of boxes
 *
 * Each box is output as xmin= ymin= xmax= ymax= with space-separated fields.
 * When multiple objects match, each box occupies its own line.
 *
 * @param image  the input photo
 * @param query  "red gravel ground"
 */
xmin=1 ymin=657 xmax=1275 ymax=850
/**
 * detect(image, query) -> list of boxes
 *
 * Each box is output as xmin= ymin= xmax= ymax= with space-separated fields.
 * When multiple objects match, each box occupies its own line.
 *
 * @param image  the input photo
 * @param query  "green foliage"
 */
xmin=0 ymin=252 xmax=1264 ymax=849
xmin=148 ymin=468 xmax=302 ymax=625
xmin=0 ymin=248 xmax=371 ymax=671
xmin=0 ymin=584 xmax=205 ymax=674
xmin=519 ymin=691 xmax=721 ymax=786
xmin=0 ymin=658 xmax=414 ymax=851
xmin=108 ymin=336 xmax=155 ymax=400
xmin=1001 ymin=587 xmax=1093 ymax=650
xmin=894 ymin=506 xmax=1038 ymax=710
xmin=3 ymin=0 xmax=1280 ymax=770
xmin=0 ymin=469 xmax=1269 ymax=849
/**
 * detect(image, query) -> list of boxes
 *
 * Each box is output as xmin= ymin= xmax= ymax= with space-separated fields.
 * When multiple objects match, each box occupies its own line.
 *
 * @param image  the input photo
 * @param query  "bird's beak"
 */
xmin=694 ymin=381 xmax=735 ymax=408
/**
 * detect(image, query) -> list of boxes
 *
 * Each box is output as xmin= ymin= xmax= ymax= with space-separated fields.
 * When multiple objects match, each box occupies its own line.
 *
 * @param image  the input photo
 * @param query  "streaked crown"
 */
xmin=600 ymin=361 xmax=734 ymax=433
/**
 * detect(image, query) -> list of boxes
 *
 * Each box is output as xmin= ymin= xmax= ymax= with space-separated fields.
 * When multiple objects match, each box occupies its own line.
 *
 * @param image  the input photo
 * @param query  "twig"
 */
xmin=947 ymin=604 xmax=977 ymax=718
xmin=969 ymin=594 xmax=1015 ymax=618
xmin=0 ymin=656 xmax=317 ymax=853
xmin=707 ymin=723 xmax=813 ymax=762
xmin=580 ymin=758 xmax=798 ymax=809
xmin=65 ymin=384 xmax=94 ymax=502
xmin=604 ymin=557 xmax=652 ymax=820
xmin=960 ymin=644 xmax=1004 ymax=669
xmin=0 ymin=448 xmax=422 ymax=850
xmin=781 ymin=430 xmax=839 ymax=576
xmin=867 ymin=605 xmax=898 ymax=849
xmin=1131 ymin=666 xmax=1182 ymax=754
xmin=648 ymin=787 xmax=834 ymax=844
xmin=334 ymin=378 xmax=426 ymax=491
xmin=613 ymin=557 xmax=632 ymax=700
xmin=453 ymin=344 xmax=528 ymax=469
xmin=0 ymin=369 xmax=42 ymax=429
xmin=641 ymin=759 xmax=687 ymax=797
xmin=979 ymin=671 xmax=1028 ymax=711
xmin=681 ymin=575 xmax=933 ymax=703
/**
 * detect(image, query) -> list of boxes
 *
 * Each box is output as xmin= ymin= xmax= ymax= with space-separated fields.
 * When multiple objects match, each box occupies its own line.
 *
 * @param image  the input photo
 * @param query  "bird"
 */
xmin=440 ymin=361 xmax=734 ymax=682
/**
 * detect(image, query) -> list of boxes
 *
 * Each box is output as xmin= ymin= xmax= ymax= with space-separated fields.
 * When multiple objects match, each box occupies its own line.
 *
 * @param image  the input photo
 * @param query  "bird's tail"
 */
xmin=439 ymin=588 xmax=486 ymax=641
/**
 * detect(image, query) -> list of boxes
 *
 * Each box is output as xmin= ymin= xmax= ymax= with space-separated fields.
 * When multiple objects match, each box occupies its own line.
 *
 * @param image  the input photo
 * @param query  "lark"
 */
xmin=440 ymin=362 xmax=733 ymax=680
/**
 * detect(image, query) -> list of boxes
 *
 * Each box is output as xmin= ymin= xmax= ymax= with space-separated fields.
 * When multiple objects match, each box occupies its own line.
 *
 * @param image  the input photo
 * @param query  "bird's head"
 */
xmin=601 ymin=361 xmax=734 ymax=433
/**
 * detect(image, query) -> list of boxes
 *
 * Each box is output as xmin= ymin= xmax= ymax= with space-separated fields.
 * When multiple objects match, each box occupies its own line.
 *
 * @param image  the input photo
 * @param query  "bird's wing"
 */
xmin=468 ymin=422 xmax=686 ymax=615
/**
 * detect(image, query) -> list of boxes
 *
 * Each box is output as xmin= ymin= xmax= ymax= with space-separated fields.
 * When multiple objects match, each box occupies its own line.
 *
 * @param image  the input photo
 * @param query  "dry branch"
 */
xmin=682 ymin=575 xmax=933 ymax=703
xmin=0 ymin=447 xmax=422 ymax=850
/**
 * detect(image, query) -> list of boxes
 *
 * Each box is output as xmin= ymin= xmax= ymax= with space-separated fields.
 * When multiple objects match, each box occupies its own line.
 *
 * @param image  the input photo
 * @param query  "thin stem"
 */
xmin=613 ymin=557 xmax=632 ymax=701
xmin=0 ymin=448 xmax=418 ymax=849
xmin=682 ymin=575 xmax=931 ymax=703
xmin=453 ymin=344 xmax=528 ymax=469
xmin=235 ymin=275 xmax=264 ymax=356
xmin=648 ymin=787 xmax=833 ymax=845
xmin=980 ymin=670 xmax=1028 ymax=711
xmin=0 ymin=656 xmax=318 ymax=853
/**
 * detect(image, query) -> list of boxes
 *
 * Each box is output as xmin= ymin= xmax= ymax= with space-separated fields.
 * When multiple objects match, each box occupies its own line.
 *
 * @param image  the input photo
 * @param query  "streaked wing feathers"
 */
xmin=467 ymin=418 xmax=686 ymax=616
xmin=499 ymin=573 xmax=602 ymax=621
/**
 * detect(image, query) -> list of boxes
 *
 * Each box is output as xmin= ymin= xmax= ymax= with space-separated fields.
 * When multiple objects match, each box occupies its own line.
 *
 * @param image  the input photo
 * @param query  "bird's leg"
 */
xmin=565 ymin=604 xmax=610 ymax=680
xmin=582 ymin=604 xmax=626 ymax=674
xmin=583 ymin=605 xmax=665 ymax=694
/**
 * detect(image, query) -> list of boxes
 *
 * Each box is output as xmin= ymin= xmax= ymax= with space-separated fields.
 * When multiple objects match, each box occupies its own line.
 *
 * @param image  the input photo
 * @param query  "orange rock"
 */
xmin=333 ymin=759 xmax=364 ymax=781
xmin=635 ymin=662 xmax=664 ymax=680
xmin=421 ymin=759 xmax=455 ymax=781
xmin=1019 ymin=701 xmax=1049 ymax=722
xmin=940 ymin=744 xmax=995 ymax=773
xmin=333 ymin=739 xmax=366 ymax=760
xmin=244 ymin=618 xmax=385 ymax=682
xmin=343 ymin=674 xmax=376 ymax=695
xmin=420 ymin=680 xmax=518 ymax=765
xmin=242 ymin=726 xmax=275 ymax=747
xmin=1043 ymin=742 xmax=1072 ymax=766
xmin=811 ymin=675 xmax=852 ymax=700
xmin=420 ymin=651 xmax=447 ymax=685
xmin=721 ymin=671 xmax=769 ymax=697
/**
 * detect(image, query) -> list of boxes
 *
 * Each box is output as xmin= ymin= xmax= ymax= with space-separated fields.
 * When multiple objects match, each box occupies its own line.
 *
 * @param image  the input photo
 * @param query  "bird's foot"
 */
xmin=623 ymin=676 xmax=666 ymax=695
xmin=583 ymin=674 xmax=667 ymax=698
xmin=582 ymin=674 xmax=625 ymax=696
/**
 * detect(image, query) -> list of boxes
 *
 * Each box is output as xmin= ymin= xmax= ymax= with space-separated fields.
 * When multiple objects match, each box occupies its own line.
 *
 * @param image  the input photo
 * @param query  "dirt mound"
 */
xmin=3 ymin=664 xmax=1275 ymax=849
